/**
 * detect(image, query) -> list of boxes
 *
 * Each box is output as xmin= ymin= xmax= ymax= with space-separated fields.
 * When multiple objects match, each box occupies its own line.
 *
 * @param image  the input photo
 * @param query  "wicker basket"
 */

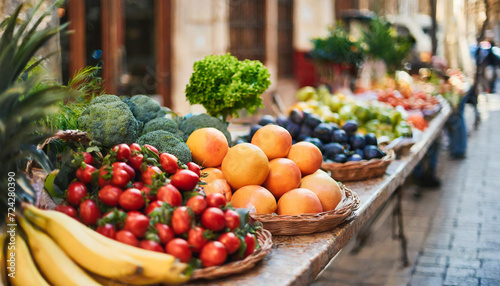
xmin=251 ymin=185 xmax=360 ymax=236
xmin=26 ymin=130 xmax=91 ymax=175
xmin=321 ymin=149 xmax=395 ymax=182
xmin=190 ymin=229 xmax=273 ymax=280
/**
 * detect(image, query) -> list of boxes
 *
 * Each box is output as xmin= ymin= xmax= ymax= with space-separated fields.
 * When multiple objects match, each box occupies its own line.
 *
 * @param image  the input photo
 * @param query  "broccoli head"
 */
xmin=123 ymin=95 xmax=164 ymax=124
xmin=137 ymin=130 xmax=192 ymax=164
xmin=78 ymin=95 xmax=140 ymax=147
xmin=142 ymin=117 xmax=184 ymax=138
xmin=178 ymin=114 xmax=232 ymax=145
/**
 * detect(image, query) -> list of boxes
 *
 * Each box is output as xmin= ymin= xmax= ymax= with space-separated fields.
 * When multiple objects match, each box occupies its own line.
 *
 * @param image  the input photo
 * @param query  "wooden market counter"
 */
xmin=188 ymin=102 xmax=452 ymax=286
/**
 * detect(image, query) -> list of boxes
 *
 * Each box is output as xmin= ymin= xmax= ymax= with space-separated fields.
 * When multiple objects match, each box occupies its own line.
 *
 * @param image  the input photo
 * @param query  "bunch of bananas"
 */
xmin=1 ymin=205 xmax=190 ymax=286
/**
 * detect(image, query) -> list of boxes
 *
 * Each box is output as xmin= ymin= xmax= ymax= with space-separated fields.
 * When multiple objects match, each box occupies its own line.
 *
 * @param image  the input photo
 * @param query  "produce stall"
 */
xmin=1 ymin=5 xmax=462 ymax=286
xmin=183 ymin=100 xmax=452 ymax=286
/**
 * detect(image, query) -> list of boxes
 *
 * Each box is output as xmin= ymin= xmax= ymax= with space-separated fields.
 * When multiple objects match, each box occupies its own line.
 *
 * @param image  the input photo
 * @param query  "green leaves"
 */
xmin=185 ymin=54 xmax=271 ymax=120
xmin=310 ymin=25 xmax=364 ymax=65
xmin=0 ymin=0 xmax=72 ymax=223
xmin=362 ymin=17 xmax=412 ymax=73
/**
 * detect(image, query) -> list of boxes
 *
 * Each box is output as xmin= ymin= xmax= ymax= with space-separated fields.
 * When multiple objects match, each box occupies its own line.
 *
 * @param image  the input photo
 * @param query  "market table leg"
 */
xmin=394 ymin=187 xmax=409 ymax=267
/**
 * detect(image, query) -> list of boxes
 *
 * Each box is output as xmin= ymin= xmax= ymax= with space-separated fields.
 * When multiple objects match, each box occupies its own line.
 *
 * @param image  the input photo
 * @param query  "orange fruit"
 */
xmin=300 ymin=171 xmax=342 ymax=211
xmin=263 ymin=158 xmax=301 ymax=198
xmin=186 ymin=128 xmax=229 ymax=167
xmin=231 ymin=185 xmax=277 ymax=214
xmin=276 ymin=188 xmax=323 ymax=215
xmin=201 ymin=167 xmax=225 ymax=183
xmin=221 ymin=143 xmax=269 ymax=189
xmin=251 ymin=125 xmax=292 ymax=160
xmin=287 ymin=142 xmax=323 ymax=176
xmin=203 ymin=179 xmax=232 ymax=202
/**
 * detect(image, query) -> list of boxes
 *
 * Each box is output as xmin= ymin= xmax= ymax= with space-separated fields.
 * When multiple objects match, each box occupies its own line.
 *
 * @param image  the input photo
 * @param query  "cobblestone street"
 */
xmin=312 ymin=92 xmax=500 ymax=286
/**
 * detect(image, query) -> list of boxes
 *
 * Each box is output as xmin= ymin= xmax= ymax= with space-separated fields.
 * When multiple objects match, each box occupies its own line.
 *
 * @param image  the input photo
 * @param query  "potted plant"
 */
xmin=361 ymin=17 xmax=413 ymax=82
xmin=309 ymin=25 xmax=364 ymax=90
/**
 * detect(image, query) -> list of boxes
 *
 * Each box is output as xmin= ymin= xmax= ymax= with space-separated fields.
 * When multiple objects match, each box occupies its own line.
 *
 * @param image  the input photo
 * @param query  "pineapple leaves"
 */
xmin=0 ymin=0 xmax=71 ymax=223
xmin=0 ymin=0 xmax=67 ymax=93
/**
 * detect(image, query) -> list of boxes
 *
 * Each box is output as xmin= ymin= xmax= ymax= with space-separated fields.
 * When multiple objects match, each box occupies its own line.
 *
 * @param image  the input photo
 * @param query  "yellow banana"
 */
xmin=24 ymin=205 xmax=142 ymax=279
xmin=0 ymin=226 xmax=8 ymax=286
xmin=85 ymin=227 xmax=190 ymax=284
xmin=7 ymin=234 xmax=50 ymax=286
xmin=18 ymin=216 xmax=101 ymax=286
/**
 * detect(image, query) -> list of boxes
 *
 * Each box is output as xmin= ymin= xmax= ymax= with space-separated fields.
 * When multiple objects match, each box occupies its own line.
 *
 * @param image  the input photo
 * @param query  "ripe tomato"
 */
xmin=113 ymin=144 xmax=132 ymax=161
xmin=79 ymin=199 xmax=101 ymax=225
xmin=171 ymin=207 xmax=192 ymax=235
xmin=128 ymin=154 xmax=144 ymax=170
xmin=96 ymin=223 xmax=117 ymax=239
xmin=140 ymin=240 xmax=164 ymax=253
xmin=159 ymin=153 xmax=178 ymax=174
xmin=206 ymin=193 xmax=226 ymax=208
xmin=101 ymin=210 xmax=126 ymax=229
xmin=67 ymin=181 xmax=87 ymax=206
xmin=111 ymin=168 xmax=130 ymax=188
xmin=54 ymin=204 xmax=77 ymax=218
xmin=165 ymin=238 xmax=192 ymax=263
xmin=124 ymin=212 xmax=150 ymax=238
xmin=130 ymin=143 xmax=141 ymax=153
xmin=144 ymin=200 xmax=163 ymax=215
xmin=199 ymin=241 xmax=227 ymax=267
xmin=201 ymin=207 xmax=225 ymax=231
xmin=186 ymin=162 xmax=201 ymax=177
xmin=157 ymin=184 xmax=182 ymax=207
xmin=98 ymin=167 xmax=111 ymax=187
xmin=144 ymin=144 xmax=159 ymax=155
xmin=116 ymin=230 xmax=139 ymax=247
xmin=83 ymin=152 xmax=94 ymax=164
xmin=188 ymin=227 xmax=207 ymax=252
xmin=170 ymin=169 xmax=199 ymax=191
xmin=113 ymin=162 xmax=135 ymax=179
xmin=119 ymin=188 xmax=145 ymax=211
xmin=156 ymin=223 xmax=175 ymax=244
xmin=140 ymin=186 xmax=156 ymax=201
xmin=133 ymin=181 xmax=144 ymax=189
xmin=141 ymin=165 xmax=162 ymax=185
xmin=224 ymin=210 xmax=241 ymax=231
xmin=76 ymin=164 xmax=96 ymax=184
xmin=186 ymin=195 xmax=207 ymax=215
xmin=98 ymin=185 xmax=122 ymax=206
xmin=243 ymin=233 xmax=256 ymax=258
xmin=218 ymin=232 xmax=241 ymax=254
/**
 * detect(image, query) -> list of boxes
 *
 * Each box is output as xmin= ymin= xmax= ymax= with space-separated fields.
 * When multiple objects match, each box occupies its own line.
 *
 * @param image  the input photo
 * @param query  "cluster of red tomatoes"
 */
xmin=54 ymin=143 xmax=258 ymax=268
xmin=377 ymin=89 xmax=439 ymax=111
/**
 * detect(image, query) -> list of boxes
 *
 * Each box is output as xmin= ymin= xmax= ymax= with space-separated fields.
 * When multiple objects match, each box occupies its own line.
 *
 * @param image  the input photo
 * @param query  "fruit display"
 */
xmin=375 ymin=89 xmax=440 ymax=111
xmin=293 ymin=85 xmax=412 ymax=140
xmin=9 ymin=206 xmax=188 ymax=285
xmin=224 ymin=125 xmax=345 ymax=216
xmin=240 ymin=113 xmax=387 ymax=164
xmin=41 ymin=140 xmax=262 ymax=279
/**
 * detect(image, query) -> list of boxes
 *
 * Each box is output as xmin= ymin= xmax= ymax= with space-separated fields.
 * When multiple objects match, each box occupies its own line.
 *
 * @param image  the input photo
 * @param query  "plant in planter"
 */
xmin=362 ymin=17 xmax=413 ymax=75
xmin=309 ymin=25 xmax=364 ymax=90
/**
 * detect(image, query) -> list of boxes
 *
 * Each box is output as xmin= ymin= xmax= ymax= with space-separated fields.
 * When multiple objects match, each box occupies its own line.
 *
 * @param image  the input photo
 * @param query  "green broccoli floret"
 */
xmin=123 ymin=95 xmax=164 ymax=124
xmin=177 ymin=114 xmax=232 ymax=145
xmin=90 ymin=94 xmax=121 ymax=105
xmin=78 ymin=95 xmax=140 ymax=147
xmin=142 ymin=117 xmax=184 ymax=138
xmin=137 ymin=130 xmax=192 ymax=164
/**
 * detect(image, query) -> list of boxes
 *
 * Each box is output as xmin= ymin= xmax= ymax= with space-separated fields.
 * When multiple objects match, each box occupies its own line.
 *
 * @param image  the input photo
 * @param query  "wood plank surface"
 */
xmin=188 ymin=102 xmax=452 ymax=286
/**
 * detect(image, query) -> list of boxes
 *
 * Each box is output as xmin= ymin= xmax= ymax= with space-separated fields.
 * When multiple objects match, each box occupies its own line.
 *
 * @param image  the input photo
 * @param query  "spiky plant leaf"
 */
xmin=0 ymin=1 xmax=71 ymax=222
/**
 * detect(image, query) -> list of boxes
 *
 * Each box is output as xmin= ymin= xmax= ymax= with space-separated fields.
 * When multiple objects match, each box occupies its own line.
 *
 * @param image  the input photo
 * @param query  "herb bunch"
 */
xmin=185 ymin=54 xmax=271 ymax=120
